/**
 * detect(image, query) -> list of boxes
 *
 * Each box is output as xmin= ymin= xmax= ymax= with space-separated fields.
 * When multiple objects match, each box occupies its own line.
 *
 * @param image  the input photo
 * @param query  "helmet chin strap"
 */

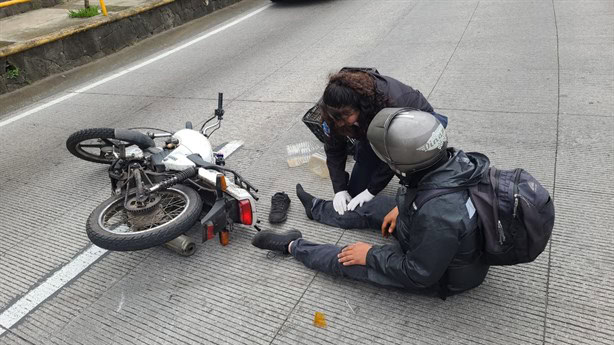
xmin=397 ymin=149 xmax=450 ymax=187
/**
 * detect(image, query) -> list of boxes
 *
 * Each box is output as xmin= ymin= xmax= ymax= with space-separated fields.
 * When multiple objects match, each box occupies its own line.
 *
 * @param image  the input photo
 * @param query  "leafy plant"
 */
xmin=6 ymin=65 xmax=19 ymax=80
xmin=68 ymin=6 xmax=100 ymax=18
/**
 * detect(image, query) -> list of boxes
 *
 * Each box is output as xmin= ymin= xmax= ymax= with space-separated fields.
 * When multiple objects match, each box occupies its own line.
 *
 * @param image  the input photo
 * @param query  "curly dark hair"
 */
xmin=319 ymin=71 xmax=388 ymax=138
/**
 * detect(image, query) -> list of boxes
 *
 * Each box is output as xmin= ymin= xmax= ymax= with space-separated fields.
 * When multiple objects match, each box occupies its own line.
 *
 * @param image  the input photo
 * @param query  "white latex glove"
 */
xmin=347 ymin=189 xmax=375 ymax=211
xmin=333 ymin=191 xmax=352 ymax=215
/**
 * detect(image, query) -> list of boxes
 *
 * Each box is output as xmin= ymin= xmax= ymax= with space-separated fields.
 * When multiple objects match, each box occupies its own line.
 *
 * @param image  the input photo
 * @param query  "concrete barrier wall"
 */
xmin=0 ymin=0 xmax=242 ymax=94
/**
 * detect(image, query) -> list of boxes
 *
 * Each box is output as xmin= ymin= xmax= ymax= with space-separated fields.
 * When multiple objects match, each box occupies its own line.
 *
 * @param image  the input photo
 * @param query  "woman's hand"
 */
xmin=347 ymin=189 xmax=375 ymax=211
xmin=333 ymin=191 xmax=352 ymax=215
xmin=337 ymin=242 xmax=373 ymax=266
xmin=381 ymin=207 xmax=399 ymax=238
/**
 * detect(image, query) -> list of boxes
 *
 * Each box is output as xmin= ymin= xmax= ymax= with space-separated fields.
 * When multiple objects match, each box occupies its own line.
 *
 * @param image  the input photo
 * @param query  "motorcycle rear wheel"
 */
xmin=66 ymin=128 xmax=140 ymax=164
xmin=86 ymin=185 xmax=202 ymax=251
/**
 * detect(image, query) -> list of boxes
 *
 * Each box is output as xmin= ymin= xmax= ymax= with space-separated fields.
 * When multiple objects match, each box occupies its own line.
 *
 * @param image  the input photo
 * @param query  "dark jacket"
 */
xmin=366 ymin=149 xmax=490 ymax=296
xmin=324 ymin=73 xmax=434 ymax=195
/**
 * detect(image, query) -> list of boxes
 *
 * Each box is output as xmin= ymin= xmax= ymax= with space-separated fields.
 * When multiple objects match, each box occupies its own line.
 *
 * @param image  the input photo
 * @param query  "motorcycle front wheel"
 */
xmin=86 ymin=185 xmax=202 ymax=251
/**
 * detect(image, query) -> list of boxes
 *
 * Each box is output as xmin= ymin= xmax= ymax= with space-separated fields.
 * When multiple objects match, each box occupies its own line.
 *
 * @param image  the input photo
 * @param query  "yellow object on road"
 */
xmin=313 ymin=312 xmax=327 ymax=328
xmin=0 ymin=0 xmax=31 ymax=8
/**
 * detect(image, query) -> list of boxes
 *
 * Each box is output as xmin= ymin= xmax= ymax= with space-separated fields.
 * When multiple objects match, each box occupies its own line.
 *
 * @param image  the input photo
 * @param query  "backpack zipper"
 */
xmin=492 ymin=168 xmax=505 ymax=245
xmin=512 ymin=169 xmax=522 ymax=218
xmin=497 ymin=220 xmax=506 ymax=245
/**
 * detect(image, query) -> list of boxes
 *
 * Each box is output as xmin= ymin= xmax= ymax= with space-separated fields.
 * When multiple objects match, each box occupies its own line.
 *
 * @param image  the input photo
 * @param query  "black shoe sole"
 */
xmin=268 ymin=215 xmax=288 ymax=224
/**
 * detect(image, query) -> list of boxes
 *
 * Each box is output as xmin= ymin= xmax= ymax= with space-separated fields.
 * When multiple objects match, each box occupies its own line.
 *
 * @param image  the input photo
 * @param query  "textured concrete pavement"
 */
xmin=0 ymin=0 xmax=612 ymax=344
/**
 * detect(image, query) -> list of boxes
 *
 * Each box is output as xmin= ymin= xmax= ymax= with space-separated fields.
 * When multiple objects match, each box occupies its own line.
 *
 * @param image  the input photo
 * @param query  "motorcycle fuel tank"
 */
xmin=162 ymin=129 xmax=215 ymax=171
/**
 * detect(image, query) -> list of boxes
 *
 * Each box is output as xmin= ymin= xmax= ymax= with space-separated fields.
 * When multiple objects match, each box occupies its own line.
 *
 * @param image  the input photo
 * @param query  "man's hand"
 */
xmin=337 ymin=242 xmax=373 ymax=266
xmin=381 ymin=207 xmax=399 ymax=238
xmin=347 ymin=189 xmax=375 ymax=211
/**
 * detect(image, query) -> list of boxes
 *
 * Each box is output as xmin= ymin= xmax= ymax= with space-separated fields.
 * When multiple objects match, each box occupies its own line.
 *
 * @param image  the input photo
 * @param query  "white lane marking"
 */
xmin=0 ymin=3 xmax=272 ymax=129
xmin=0 ymin=141 xmax=243 ymax=336
xmin=0 ymin=245 xmax=108 ymax=335
xmin=216 ymin=140 xmax=243 ymax=159
xmin=0 ymin=93 xmax=78 ymax=128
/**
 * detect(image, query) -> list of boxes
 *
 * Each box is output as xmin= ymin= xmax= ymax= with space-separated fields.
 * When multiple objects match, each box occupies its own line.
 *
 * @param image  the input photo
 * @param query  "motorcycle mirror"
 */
xmin=215 ymin=92 xmax=224 ymax=119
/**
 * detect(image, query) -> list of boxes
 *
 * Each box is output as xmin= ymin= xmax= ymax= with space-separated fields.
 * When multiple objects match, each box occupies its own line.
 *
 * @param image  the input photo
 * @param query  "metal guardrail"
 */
xmin=0 ymin=0 xmax=32 ymax=8
xmin=99 ymin=0 xmax=107 ymax=16
xmin=0 ymin=0 xmax=106 ymax=16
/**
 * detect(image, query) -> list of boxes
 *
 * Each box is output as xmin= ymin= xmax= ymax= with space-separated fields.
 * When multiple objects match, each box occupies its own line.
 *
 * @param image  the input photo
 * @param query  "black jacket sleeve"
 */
xmin=365 ymin=201 xmax=463 ymax=289
xmin=366 ymin=226 xmax=459 ymax=289
xmin=324 ymin=135 xmax=349 ymax=194
xmin=375 ymin=74 xmax=434 ymax=112
xmin=392 ymin=89 xmax=434 ymax=112
xmin=366 ymin=160 xmax=395 ymax=196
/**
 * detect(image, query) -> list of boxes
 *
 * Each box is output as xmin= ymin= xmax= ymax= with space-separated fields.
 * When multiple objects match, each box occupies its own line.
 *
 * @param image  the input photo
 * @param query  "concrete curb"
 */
xmin=0 ymin=0 xmax=243 ymax=94
xmin=0 ymin=0 xmax=175 ymax=58
xmin=0 ymin=0 xmax=64 ymax=20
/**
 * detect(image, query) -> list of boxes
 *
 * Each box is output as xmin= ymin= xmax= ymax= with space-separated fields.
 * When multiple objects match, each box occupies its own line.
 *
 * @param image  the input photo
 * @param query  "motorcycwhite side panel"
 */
xmin=163 ymin=129 xmax=215 ymax=171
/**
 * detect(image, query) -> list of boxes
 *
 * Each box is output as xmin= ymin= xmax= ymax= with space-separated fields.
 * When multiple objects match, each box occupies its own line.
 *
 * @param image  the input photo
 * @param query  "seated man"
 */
xmin=252 ymin=109 xmax=490 ymax=297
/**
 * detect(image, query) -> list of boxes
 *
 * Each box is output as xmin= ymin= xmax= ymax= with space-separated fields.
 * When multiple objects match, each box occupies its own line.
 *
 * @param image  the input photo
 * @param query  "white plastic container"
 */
xmin=308 ymin=152 xmax=329 ymax=178
xmin=286 ymin=140 xmax=323 ymax=167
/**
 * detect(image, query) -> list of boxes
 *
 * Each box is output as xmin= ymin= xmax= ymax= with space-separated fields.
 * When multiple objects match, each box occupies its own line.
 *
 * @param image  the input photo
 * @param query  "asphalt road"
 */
xmin=0 ymin=0 xmax=612 ymax=344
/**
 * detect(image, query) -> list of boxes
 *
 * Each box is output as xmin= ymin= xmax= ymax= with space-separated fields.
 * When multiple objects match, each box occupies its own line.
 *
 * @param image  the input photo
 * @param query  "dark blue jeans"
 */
xmin=310 ymin=195 xmax=396 ymax=229
xmin=290 ymin=239 xmax=405 ymax=288
xmin=289 ymin=195 xmax=404 ymax=288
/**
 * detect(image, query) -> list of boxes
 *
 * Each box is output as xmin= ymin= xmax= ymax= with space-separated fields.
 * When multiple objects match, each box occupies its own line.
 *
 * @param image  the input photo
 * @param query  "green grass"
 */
xmin=6 ymin=66 xmax=19 ymax=80
xmin=68 ymin=6 xmax=100 ymax=18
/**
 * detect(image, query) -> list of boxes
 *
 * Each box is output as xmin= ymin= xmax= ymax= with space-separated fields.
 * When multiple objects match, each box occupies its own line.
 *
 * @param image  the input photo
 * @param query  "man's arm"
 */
xmin=336 ymin=227 xmax=457 ymax=290
xmin=365 ymin=231 xmax=458 ymax=289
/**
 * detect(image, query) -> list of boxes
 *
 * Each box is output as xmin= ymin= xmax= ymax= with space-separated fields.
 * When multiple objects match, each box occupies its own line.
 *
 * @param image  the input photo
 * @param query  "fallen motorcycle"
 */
xmin=66 ymin=93 xmax=259 ymax=256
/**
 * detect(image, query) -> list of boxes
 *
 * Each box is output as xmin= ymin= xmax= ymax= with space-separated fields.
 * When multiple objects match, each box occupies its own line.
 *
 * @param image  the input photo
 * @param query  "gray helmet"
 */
xmin=367 ymin=108 xmax=448 ymax=175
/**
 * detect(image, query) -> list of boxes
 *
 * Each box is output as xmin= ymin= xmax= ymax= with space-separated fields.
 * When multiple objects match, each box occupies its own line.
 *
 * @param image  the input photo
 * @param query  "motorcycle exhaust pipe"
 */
xmin=149 ymin=167 xmax=198 ymax=193
xmin=163 ymin=235 xmax=196 ymax=256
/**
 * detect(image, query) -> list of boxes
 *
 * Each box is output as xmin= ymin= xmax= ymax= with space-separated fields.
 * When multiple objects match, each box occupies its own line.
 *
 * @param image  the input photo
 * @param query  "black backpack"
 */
xmin=414 ymin=161 xmax=555 ymax=266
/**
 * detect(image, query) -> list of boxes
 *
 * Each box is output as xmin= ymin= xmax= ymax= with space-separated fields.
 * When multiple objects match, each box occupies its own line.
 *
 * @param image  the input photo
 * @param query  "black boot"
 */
xmin=296 ymin=184 xmax=314 ymax=220
xmin=251 ymin=229 xmax=302 ymax=254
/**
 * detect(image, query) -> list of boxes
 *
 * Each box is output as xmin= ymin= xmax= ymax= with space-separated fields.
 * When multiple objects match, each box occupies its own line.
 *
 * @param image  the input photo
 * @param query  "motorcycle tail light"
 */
xmin=238 ymin=199 xmax=253 ymax=225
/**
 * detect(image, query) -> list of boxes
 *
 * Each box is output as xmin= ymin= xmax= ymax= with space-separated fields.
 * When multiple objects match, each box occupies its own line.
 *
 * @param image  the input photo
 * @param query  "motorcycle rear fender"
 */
xmin=200 ymin=198 xmax=228 ymax=243
xmin=197 ymin=168 xmax=258 ymax=227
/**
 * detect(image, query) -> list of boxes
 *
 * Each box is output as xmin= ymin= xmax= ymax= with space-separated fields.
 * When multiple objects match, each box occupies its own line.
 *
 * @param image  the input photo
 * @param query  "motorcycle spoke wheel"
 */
xmin=86 ymin=185 xmax=203 ymax=251
xmin=102 ymin=192 xmax=189 ymax=233
xmin=66 ymin=128 xmax=141 ymax=164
